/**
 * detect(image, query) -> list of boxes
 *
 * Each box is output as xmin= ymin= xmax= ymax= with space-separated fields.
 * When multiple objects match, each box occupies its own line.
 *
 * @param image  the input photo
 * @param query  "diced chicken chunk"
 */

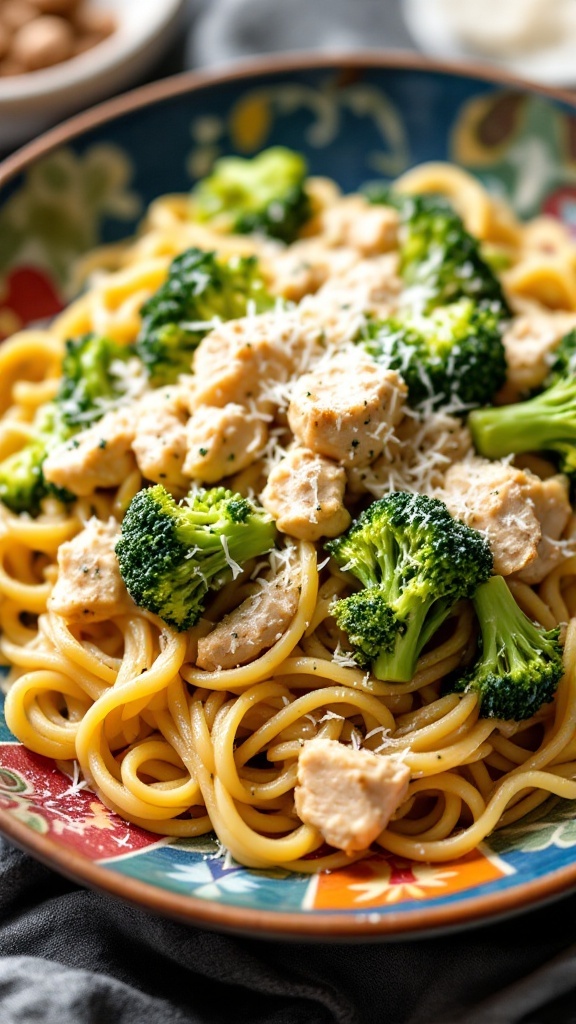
xmin=266 ymin=239 xmax=359 ymax=302
xmin=294 ymin=737 xmax=410 ymax=856
xmin=48 ymin=517 xmax=132 ymax=623
xmin=319 ymin=195 xmax=399 ymax=256
xmin=348 ymin=411 xmax=472 ymax=497
xmin=316 ymin=253 xmax=402 ymax=319
xmin=295 ymin=295 xmax=368 ymax=355
xmin=43 ymin=407 xmax=136 ymax=497
xmin=196 ymin=556 xmax=301 ymax=671
xmin=440 ymin=458 xmax=544 ymax=577
xmin=499 ymin=302 xmax=576 ymax=401
xmin=132 ymin=387 xmax=189 ymax=493
xmin=184 ymin=403 xmax=268 ymax=483
xmin=512 ymin=474 xmax=572 ymax=585
xmin=191 ymin=313 xmax=302 ymax=409
xmin=288 ymin=350 xmax=407 ymax=466
xmin=260 ymin=447 xmax=351 ymax=542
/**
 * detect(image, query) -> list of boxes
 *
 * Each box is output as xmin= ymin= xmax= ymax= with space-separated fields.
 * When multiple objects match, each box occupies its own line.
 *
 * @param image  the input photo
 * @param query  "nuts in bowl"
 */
xmin=0 ymin=0 xmax=186 ymax=151
xmin=0 ymin=0 xmax=116 ymax=76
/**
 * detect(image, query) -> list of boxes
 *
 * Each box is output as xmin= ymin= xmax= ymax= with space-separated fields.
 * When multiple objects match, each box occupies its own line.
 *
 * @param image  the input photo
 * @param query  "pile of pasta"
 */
xmin=1 ymin=160 xmax=576 ymax=873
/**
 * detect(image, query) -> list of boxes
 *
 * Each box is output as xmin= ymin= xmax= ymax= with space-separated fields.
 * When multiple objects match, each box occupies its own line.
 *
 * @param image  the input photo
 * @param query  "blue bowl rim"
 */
xmin=0 ymin=49 xmax=575 ymax=939
xmin=2 ymin=48 xmax=576 ymax=188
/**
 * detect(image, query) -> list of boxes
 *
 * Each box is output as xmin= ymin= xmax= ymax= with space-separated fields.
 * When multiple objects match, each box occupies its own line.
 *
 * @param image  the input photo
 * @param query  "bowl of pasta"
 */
xmin=0 ymin=52 xmax=576 ymax=940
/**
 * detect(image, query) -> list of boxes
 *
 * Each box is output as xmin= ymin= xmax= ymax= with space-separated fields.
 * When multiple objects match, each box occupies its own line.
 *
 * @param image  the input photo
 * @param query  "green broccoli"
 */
xmin=326 ymin=492 xmax=493 ymax=683
xmin=115 ymin=484 xmax=278 ymax=632
xmin=468 ymin=328 xmax=576 ymax=477
xmin=539 ymin=327 xmax=576 ymax=386
xmin=359 ymin=184 xmax=509 ymax=411
xmin=447 ymin=574 xmax=564 ymax=720
xmin=57 ymin=332 xmax=136 ymax=428
xmin=136 ymin=247 xmax=275 ymax=386
xmin=361 ymin=297 xmax=507 ymax=411
xmin=0 ymin=332 xmax=135 ymax=516
xmin=0 ymin=403 xmax=71 ymax=515
xmin=362 ymin=185 xmax=511 ymax=315
xmin=193 ymin=147 xmax=311 ymax=243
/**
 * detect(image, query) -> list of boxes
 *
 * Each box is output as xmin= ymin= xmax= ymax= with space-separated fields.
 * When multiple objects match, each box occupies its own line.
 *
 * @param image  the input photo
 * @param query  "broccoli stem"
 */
xmin=373 ymin=595 xmax=455 ymax=682
xmin=373 ymin=599 xmax=428 ymax=682
xmin=469 ymin=378 xmax=576 ymax=459
xmin=449 ymin=574 xmax=564 ymax=720
xmin=474 ymin=574 xmax=555 ymax=673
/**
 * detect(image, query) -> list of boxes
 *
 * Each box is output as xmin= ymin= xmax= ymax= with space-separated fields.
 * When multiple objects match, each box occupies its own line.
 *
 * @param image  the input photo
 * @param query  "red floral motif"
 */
xmin=0 ymin=743 xmax=160 ymax=860
xmin=0 ymin=266 xmax=64 ymax=340
xmin=542 ymin=186 xmax=576 ymax=235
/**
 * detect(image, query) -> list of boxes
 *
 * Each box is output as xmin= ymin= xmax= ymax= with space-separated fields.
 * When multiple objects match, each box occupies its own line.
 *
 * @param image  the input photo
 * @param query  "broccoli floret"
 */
xmin=447 ymin=574 xmax=564 ymax=720
xmin=136 ymin=247 xmax=275 ymax=386
xmin=541 ymin=327 xmax=576 ymax=386
xmin=330 ymin=589 xmax=398 ymax=669
xmin=193 ymin=147 xmax=311 ymax=243
xmin=362 ymin=297 xmax=507 ymax=411
xmin=0 ymin=403 xmax=72 ymax=515
xmin=326 ymin=492 xmax=493 ymax=682
xmin=362 ymin=185 xmax=510 ymax=315
xmin=0 ymin=332 xmax=135 ymax=516
xmin=359 ymin=184 xmax=509 ymax=411
xmin=57 ymin=332 xmax=136 ymax=428
xmin=115 ymin=484 xmax=278 ymax=631
xmin=468 ymin=329 xmax=576 ymax=477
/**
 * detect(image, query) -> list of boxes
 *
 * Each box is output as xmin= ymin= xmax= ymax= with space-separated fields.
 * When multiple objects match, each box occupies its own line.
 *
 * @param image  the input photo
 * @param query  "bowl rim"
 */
xmin=1 ymin=49 xmax=576 ymax=939
xmin=2 ymin=48 xmax=576 ymax=185
xmin=0 ymin=792 xmax=574 ymax=940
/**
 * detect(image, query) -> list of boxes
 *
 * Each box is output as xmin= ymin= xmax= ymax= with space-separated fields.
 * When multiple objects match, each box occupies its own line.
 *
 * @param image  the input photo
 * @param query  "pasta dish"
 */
xmin=1 ymin=147 xmax=576 ymax=873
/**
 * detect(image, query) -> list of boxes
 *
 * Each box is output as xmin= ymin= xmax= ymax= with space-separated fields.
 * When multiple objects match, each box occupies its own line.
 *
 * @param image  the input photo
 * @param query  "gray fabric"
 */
xmin=1 ymin=835 xmax=576 ymax=1023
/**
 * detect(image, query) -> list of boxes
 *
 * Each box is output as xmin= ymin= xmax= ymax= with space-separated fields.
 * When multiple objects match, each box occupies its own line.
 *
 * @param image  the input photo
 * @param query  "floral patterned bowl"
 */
xmin=1 ymin=53 xmax=576 ymax=939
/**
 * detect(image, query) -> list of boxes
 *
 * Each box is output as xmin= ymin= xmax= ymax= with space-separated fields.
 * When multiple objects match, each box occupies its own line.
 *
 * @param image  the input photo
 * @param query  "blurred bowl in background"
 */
xmin=403 ymin=0 xmax=576 ymax=88
xmin=0 ymin=0 xmax=187 ymax=152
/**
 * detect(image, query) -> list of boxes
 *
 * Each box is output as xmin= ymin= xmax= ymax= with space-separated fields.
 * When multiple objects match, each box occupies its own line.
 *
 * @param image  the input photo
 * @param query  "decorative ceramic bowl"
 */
xmin=1 ymin=54 xmax=576 ymax=940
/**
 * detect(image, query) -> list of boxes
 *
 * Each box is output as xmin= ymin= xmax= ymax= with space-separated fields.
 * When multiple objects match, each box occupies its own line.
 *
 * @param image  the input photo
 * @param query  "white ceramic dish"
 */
xmin=403 ymin=0 xmax=576 ymax=89
xmin=0 ymin=0 xmax=187 ymax=151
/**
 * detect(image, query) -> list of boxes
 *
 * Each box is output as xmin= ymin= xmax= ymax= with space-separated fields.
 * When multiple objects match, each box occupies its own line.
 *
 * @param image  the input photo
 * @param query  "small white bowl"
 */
xmin=403 ymin=0 xmax=576 ymax=88
xmin=0 ymin=0 xmax=188 ymax=152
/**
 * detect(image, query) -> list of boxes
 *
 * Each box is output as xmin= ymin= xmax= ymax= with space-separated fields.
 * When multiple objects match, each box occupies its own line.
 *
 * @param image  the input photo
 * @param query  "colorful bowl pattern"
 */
xmin=0 ymin=56 xmax=576 ymax=938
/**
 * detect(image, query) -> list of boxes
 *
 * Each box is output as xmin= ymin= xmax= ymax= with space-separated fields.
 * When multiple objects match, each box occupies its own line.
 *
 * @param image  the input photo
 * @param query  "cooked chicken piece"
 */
xmin=295 ymin=295 xmax=369 ymax=355
xmin=319 ymin=195 xmax=399 ymax=256
xmin=48 ymin=517 xmax=132 ymax=624
xmin=191 ymin=313 xmax=303 ymax=409
xmin=184 ymin=403 xmax=268 ymax=483
xmin=316 ymin=253 xmax=402 ymax=319
xmin=440 ymin=457 xmax=544 ymax=577
xmin=266 ymin=239 xmax=359 ymax=302
xmin=294 ymin=737 xmax=411 ymax=856
xmin=260 ymin=446 xmax=350 ymax=542
xmin=347 ymin=411 xmax=473 ymax=497
xmin=499 ymin=301 xmax=576 ymax=402
xmin=512 ymin=474 xmax=572 ymax=585
xmin=196 ymin=556 xmax=301 ymax=671
xmin=288 ymin=350 xmax=407 ymax=467
xmin=132 ymin=386 xmax=189 ymax=493
xmin=43 ymin=407 xmax=136 ymax=497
